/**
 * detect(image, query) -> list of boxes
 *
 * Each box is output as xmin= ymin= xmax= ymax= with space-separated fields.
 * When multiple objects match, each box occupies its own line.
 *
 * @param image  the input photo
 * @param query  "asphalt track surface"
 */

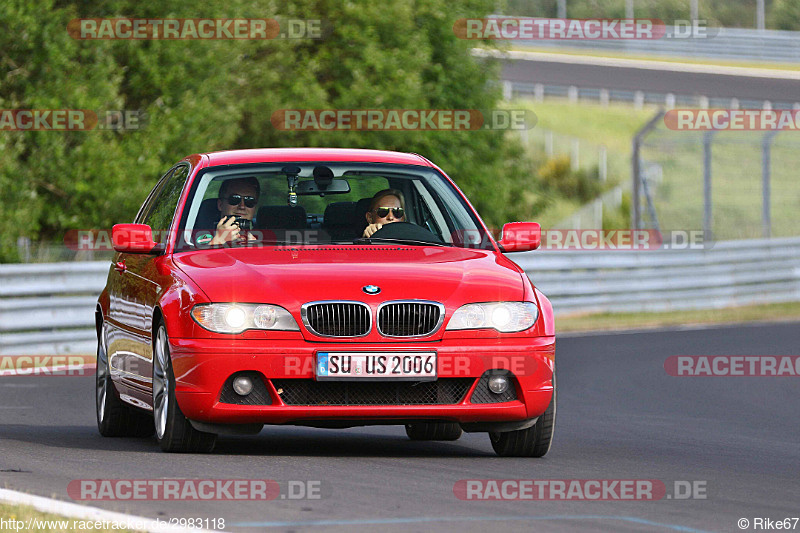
xmin=1 ymin=322 xmax=798 ymax=532
xmin=500 ymin=57 xmax=800 ymax=102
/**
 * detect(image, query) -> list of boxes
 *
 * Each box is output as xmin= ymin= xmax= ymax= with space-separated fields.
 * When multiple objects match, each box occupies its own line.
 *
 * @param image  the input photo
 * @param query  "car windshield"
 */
xmin=174 ymin=162 xmax=493 ymax=251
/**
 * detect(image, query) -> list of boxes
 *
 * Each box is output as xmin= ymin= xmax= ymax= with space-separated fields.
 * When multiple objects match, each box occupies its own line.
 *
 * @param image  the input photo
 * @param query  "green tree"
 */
xmin=770 ymin=0 xmax=800 ymax=30
xmin=1 ymin=0 xmax=539 ymax=261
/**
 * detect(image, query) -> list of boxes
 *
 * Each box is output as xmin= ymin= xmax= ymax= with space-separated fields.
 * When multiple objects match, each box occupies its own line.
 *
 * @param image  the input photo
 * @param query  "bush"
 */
xmin=537 ymin=155 xmax=603 ymax=203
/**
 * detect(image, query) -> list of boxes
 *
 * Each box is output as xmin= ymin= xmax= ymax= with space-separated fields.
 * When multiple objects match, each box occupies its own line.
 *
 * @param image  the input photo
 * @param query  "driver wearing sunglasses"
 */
xmin=209 ymin=177 xmax=260 ymax=245
xmin=363 ymin=189 xmax=406 ymax=238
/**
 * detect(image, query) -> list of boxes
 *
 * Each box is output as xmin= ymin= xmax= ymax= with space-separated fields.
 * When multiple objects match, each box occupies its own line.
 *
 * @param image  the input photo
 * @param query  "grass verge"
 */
xmin=557 ymin=301 xmax=800 ymax=333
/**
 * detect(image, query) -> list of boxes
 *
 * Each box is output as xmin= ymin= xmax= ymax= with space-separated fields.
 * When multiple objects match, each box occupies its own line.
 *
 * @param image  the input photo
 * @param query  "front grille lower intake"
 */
xmin=377 ymin=301 xmax=444 ymax=337
xmin=302 ymin=301 xmax=371 ymax=337
xmin=272 ymin=378 xmax=474 ymax=406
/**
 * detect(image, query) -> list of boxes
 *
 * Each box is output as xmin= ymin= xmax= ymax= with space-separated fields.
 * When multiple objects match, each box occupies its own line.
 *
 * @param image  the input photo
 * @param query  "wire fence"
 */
xmin=637 ymin=120 xmax=800 ymax=240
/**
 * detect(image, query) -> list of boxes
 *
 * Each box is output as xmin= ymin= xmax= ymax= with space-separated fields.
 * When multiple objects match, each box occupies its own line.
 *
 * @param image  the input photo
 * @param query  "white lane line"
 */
xmin=0 ymin=488 xmax=211 ymax=533
xmin=232 ymin=514 xmax=714 ymax=532
xmin=474 ymin=48 xmax=800 ymax=80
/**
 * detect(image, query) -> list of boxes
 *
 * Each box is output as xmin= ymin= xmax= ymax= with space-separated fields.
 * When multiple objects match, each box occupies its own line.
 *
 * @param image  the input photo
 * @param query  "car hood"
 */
xmin=173 ymin=245 xmax=525 ymax=310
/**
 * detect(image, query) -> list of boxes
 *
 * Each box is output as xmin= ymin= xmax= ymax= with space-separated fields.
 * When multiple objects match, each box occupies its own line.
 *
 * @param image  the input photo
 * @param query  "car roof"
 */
xmin=201 ymin=148 xmax=434 ymax=167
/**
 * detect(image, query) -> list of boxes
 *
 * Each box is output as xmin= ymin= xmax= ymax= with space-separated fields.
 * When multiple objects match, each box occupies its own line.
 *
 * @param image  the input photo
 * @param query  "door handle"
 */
xmin=114 ymin=260 xmax=127 ymax=273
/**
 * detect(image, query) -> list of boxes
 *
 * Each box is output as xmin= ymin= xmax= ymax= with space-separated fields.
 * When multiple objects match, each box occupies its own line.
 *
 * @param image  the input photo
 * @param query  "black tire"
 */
xmin=95 ymin=322 xmax=154 ymax=438
xmin=405 ymin=422 xmax=463 ymax=441
xmin=489 ymin=369 xmax=556 ymax=457
xmin=152 ymin=321 xmax=216 ymax=453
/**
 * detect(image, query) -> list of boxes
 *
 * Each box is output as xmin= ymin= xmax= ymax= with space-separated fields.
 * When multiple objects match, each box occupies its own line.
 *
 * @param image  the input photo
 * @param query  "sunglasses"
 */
xmin=225 ymin=194 xmax=257 ymax=208
xmin=374 ymin=207 xmax=405 ymax=218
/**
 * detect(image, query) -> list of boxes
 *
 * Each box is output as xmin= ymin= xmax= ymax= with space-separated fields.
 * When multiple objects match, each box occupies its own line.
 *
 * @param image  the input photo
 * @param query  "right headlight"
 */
xmin=191 ymin=303 xmax=299 ymax=334
xmin=446 ymin=302 xmax=539 ymax=333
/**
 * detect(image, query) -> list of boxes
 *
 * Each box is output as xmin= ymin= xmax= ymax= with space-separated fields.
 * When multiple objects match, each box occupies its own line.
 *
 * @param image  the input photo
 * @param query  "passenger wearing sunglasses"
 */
xmin=208 ymin=177 xmax=260 ymax=245
xmin=363 ymin=189 xmax=406 ymax=238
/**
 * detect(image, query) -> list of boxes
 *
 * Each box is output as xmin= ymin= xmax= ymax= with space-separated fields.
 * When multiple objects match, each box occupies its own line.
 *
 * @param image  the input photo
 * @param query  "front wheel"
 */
xmin=489 ymin=369 xmax=556 ymax=457
xmin=152 ymin=322 xmax=216 ymax=453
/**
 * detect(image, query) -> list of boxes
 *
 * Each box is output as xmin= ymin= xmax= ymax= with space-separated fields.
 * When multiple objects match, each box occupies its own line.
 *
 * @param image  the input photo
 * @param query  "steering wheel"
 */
xmin=369 ymin=222 xmax=443 ymax=244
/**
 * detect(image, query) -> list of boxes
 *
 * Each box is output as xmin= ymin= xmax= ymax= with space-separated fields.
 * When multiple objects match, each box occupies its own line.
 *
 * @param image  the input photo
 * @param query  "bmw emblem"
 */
xmin=363 ymin=285 xmax=381 ymax=295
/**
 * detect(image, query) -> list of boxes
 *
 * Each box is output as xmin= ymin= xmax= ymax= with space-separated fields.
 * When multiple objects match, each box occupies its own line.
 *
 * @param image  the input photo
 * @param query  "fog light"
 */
xmin=232 ymin=375 xmax=254 ymax=396
xmin=487 ymin=375 xmax=509 ymax=394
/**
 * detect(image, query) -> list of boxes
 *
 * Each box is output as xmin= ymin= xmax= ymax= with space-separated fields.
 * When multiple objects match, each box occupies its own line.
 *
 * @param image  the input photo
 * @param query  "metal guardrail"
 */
xmin=508 ymin=81 xmax=800 ymax=110
xmin=512 ymin=236 xmax=800 ymax=314
xmin=514 ymin=27 xmax=800 ymax=64
xmin=1 ymin=238 xmax=799 ymax=354
xmin=0 ymin=262 xmax=109 ymax=356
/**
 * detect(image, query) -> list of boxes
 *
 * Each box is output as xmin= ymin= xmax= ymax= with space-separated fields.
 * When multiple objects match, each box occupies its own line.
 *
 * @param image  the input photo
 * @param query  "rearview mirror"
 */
xmin=296 ymin=178 xmax=351 ymax=195
xmin=498 ymin=222 xmax=541 ymax=252
xmin=112 ymin=224 xmax=165 ymax=254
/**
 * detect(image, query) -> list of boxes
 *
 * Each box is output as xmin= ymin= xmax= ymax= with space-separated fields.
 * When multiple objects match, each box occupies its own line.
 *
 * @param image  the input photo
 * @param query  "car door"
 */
xmin=108 ymin=164 xmax=190 ymax=402
xmin=106 ymin=166 xmax=174 ymax=388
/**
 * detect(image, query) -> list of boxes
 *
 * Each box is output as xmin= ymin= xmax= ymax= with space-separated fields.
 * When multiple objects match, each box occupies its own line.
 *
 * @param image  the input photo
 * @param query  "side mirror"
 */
xmin=498 ymin=222 xmax=541 ymax=252
xmin=112 ymin=224 xmax=165 ymax=254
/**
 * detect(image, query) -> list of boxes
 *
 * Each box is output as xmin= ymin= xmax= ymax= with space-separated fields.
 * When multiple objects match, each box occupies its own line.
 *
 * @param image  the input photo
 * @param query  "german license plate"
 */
xmin=315 ymin=352 xmax=437 ymax=381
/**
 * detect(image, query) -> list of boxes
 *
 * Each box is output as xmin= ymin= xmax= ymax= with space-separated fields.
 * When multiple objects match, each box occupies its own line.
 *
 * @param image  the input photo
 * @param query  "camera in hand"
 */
xmin=234 ymin=216 xmax=253 ymax=231
xmin=224 ymin=215 xmax=252 ymax=231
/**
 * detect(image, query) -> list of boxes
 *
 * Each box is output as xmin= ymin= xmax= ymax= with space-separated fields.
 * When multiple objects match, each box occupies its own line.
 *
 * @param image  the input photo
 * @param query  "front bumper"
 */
xmin=169 ymin=336 xmax=555 ymax=426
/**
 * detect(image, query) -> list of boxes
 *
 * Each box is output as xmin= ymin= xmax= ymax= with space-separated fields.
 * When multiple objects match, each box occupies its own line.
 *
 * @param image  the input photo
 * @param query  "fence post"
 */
xmin=762 ymin=131 xmax=779 ymax=238
xmin=568 ymin=86 xmax=578 ymax=104
xmin=502 ymin=81 xmax=513 ymax=101
xmin=534 ymin=83 xmax=544 ymax=103
xmin=703 ymin=131 xmax=716 ymax=240
xmin=599 ymin=145 xmax=607 ymax=182
xmin=634 ymin=91 xmax=644 ymax=110
xmin=632 ymin=110 xmax=665 ymax=230
xmin=16 ymin=237 xmax=31 ymax=263
xmin=594 ymin=198 xmax=603 ymax=228
xmin=571 ymin=138 xmax=580 ymax=171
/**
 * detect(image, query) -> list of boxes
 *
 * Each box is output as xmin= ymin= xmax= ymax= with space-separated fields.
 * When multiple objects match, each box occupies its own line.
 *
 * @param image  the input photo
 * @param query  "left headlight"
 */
xmin=191 ymin=303 xmax=299 ymax=334
xmin=446 ymin=302 xmax=539 ymax=333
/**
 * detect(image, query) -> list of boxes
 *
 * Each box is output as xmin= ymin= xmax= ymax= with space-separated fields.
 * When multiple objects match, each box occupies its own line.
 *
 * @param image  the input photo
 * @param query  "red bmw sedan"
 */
xmin=95 ymin=148 xmax=555 ymax=455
